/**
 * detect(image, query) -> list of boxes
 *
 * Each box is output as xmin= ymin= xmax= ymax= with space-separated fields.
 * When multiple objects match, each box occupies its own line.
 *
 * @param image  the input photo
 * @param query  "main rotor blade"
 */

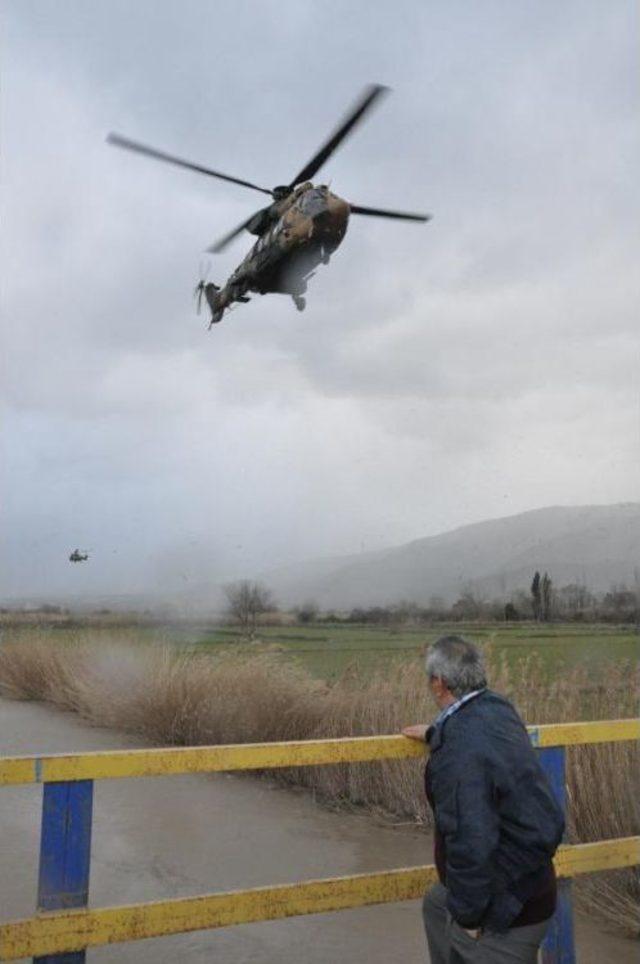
xmin=206 ymin=213 xmax=257 ymax=253
xmin=106 ymin=133 xmax=273 ymax=196
xmin=349 ymin=204 xmax=432 ymax=222
xmin=289 ymin=84 xmax=388 ymax=188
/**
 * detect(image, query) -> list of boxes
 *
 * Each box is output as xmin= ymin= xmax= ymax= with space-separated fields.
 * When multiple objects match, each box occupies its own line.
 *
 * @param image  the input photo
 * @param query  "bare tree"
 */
xmin=504 ymin=602 xmax=519 ymax=621
xmin=224 ymin=580 xmax=275 ymax=638
xmin=451 ymin=590 xmax=482 ymax=620
xmin=556 ymin=583 xmax=594 ymax=620
xmin=601 ymin=584 xmax=636 ymax=623
xmin=296 ymin=600 xmax=319 ymax=624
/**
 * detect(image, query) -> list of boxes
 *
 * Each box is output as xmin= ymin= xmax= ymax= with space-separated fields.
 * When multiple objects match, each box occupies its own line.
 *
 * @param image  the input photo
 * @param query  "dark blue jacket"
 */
xmin=427 ymin=689 xmax=565 ymax=932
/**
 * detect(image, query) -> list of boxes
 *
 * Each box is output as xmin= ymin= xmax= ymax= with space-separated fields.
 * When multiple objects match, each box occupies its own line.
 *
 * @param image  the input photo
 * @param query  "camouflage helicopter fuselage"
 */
xmin=204 ymin=183 xmax=350 ymax=324
xmin=108 ymin=85 xmax=430 ymax=327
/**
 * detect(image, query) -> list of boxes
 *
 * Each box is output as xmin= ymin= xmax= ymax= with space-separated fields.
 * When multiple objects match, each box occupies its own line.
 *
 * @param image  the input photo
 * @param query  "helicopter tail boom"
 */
xmin=203 ymin=282 xmax=225 ymax=325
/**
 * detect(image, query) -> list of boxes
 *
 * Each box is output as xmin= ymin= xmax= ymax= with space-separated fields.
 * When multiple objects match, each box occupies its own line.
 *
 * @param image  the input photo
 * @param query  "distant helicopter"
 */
xmin=107 ymin=84 xmax=431 ymax=326
xmin=69 ymin=549 xmax=89 ymax=563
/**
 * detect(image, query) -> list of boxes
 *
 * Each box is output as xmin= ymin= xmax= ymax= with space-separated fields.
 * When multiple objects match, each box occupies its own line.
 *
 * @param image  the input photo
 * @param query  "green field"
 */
xmin=2 ymin=615 xmax=637 ymax=682
xmin=193 ymin=622 xmax=639 ymax=680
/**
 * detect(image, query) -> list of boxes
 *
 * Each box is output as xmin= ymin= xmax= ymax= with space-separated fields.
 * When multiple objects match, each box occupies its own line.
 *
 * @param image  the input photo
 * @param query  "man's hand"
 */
xmin=401 ymin=724 xmax=428 ymax=741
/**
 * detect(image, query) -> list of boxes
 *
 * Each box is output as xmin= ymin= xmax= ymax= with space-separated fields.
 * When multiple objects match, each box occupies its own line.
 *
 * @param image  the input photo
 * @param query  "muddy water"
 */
xmin=0 ymin=699 xmax=635 ymax=963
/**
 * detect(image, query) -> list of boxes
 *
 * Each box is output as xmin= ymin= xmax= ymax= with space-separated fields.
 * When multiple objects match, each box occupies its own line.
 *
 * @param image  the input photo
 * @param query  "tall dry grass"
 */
xmin=0 ymin=638 xmax=637 ymax=934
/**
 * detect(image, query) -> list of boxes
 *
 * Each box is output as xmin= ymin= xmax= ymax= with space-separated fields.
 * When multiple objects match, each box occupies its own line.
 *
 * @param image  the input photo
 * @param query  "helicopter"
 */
xmin=69 ymin=549 xmax=89 ymax=563
xmin=107 ymin=84 xmax=431 ymax=327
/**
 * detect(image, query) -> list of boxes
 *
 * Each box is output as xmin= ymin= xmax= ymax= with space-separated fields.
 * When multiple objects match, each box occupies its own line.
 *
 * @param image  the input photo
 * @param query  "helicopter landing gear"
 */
xmin=293 ymin=295 xmax=306 ymax=312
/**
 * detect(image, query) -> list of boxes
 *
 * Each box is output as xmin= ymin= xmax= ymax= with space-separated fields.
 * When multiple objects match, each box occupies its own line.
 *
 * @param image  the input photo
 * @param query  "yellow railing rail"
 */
xmin=0 ymin=718 xmax=637 ymax=786
xmin=1 ymin=839 xmax=638 ymax=960
xmin=0 ymin=717 xmax=637 ymax=962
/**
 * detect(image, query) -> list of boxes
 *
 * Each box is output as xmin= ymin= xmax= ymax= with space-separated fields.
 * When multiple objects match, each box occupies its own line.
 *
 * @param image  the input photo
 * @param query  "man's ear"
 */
xmin=432 ymin=675 xmax=452 ymax=701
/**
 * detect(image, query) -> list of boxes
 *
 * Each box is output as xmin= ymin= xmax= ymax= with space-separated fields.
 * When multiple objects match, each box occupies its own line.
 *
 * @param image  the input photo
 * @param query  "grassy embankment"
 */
xmin=0 ymin=619 xmax=638 ymax=934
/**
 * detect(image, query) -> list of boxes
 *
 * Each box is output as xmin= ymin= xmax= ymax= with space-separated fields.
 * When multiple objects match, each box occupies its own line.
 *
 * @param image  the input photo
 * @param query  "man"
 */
xmin=403 ymin=635 xmax=564 ymax=963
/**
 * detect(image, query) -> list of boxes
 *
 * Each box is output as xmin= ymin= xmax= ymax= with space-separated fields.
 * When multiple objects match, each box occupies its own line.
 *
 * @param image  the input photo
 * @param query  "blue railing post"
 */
xmin=35 ymin=780 xmax=94 ymax=964
xmin=539 ymin=746 xmax=576 ymax=964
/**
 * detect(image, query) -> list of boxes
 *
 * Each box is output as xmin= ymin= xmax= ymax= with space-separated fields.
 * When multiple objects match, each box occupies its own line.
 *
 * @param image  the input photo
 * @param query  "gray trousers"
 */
xmin=422 ymin=883 xmax=550 ymax=963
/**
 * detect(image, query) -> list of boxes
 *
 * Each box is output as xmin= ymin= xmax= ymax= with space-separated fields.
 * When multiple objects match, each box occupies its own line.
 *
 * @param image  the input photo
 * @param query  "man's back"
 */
xmin=427 ymin=689 xmax=565 ymax=932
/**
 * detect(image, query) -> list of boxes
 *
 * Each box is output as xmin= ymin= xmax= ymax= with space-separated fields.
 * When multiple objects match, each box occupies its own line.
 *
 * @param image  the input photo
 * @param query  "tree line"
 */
xmin=224 ymin=573 xmax=639 ymax=631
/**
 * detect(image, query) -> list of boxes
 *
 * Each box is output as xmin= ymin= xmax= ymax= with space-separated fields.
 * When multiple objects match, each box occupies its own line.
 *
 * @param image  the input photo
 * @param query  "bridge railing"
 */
xmin=0 ymin=719 xmax=638 ymax=963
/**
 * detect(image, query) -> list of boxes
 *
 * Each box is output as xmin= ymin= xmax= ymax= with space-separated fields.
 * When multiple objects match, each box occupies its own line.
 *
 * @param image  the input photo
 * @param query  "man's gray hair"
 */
xmin=424 ymin=635 xmax=487 ymax=697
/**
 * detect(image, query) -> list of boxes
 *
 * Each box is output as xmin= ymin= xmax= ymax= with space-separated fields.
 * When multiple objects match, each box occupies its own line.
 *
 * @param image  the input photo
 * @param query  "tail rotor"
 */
xmin=193 ymin=259 xmax=224 ymax=326
xmin=194 ymin=259 xmax=212 ymax=315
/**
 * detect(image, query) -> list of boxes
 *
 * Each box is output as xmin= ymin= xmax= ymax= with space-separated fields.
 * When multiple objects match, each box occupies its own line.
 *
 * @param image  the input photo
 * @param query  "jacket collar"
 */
xmin=427 ymin=687 xmax=487 ymax=751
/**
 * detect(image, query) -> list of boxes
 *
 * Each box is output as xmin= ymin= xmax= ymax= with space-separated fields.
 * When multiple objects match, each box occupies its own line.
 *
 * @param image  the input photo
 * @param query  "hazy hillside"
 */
xmin=7 ymin=503 xmax=636 ymax=616
xmin=266 ymin=503 xmax=640 ymax=609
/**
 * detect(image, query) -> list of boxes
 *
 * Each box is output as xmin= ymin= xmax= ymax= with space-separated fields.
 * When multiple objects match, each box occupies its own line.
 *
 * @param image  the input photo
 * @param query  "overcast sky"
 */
xmin=1 ymin=0 xmax=638 ymax=601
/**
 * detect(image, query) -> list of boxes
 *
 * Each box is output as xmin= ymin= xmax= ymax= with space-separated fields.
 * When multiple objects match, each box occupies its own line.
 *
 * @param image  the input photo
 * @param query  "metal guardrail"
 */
xmin=0 ymin=719 xmax=638 ymax=963
xmin=1 ymin=719 xmax=637 ymax=785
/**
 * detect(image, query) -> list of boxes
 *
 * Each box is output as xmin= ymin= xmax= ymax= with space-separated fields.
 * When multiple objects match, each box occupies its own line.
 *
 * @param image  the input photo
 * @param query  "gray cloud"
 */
xmin=2 ymin=0 xmax=638 ymax=601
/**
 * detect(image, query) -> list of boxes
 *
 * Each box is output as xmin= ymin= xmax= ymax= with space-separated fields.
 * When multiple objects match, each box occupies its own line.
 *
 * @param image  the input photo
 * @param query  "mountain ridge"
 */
xmin=265 ymin=502 xmax=640 ymax=609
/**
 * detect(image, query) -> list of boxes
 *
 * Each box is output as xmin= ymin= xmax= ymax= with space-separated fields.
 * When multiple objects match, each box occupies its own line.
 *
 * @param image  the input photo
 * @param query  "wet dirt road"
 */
xmin=0 ymin=698 xmax=635 ymax=963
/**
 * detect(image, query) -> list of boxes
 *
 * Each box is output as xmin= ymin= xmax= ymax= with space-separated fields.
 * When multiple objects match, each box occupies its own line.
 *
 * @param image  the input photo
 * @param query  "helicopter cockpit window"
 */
xmin=298 ymin=188 xmax=327 ymax=217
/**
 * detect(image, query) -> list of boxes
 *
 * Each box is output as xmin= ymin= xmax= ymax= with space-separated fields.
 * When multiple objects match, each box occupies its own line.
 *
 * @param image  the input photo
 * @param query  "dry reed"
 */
xmin=0 ymin=637 xmax=637 ymax=935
